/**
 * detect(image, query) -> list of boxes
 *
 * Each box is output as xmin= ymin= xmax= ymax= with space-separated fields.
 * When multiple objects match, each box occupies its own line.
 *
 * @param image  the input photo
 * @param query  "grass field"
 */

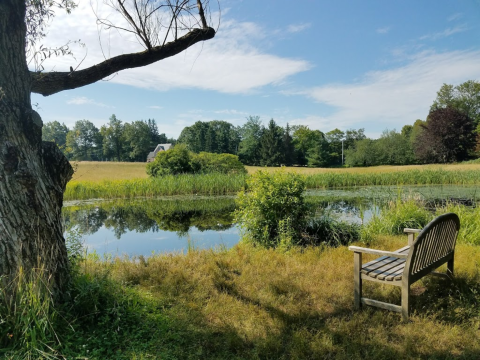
xmin=71 ymin=161 xmax=480 ymax=182
xmin=5 ymin=236 xmax=479 ymax=359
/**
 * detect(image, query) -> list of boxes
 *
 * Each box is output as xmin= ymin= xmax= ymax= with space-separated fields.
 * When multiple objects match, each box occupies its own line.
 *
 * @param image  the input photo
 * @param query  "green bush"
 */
xmin=193 ymin=152 xmax=247 ymax=175
xmin=235 ymin=170 xmax=309 ymax=248
xmin=146 ymin=144 xmax=193 ymax=177
xmin=147 ymin=145 xmax=246 ymax=177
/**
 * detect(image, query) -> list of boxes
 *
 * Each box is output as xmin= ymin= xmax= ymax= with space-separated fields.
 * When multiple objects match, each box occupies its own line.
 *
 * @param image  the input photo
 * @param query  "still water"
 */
xmin=64 ymin=185 xmax=479 ymax=257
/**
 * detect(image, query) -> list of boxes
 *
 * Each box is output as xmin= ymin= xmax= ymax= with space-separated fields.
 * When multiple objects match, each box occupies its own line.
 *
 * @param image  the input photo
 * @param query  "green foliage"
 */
xmin=66 ymin=119 xmax=103 ymax=160
xmin=235 ymin=170 xmax=309 ymax=247
xmin=0 ymin=267 xmax=60 ymax=358
xmin=177 ymin=120 xmax=240 ymax=155
xmin=146 ymin=144 xmax=193 ymax=176
xmin=259 ymin=119 xmax=284 ymax=166
xmin=238 ymin=116 xmax=263 ymax=165
xmin=147 ymin=144 xmax=246 ymax=177
xmin=361 ymin=199 xmax=432 ymax=243
xmin=194 ymin=152 xmax=247 ymax=175
xmin=41 ymin=120 xmax=69 ymax=151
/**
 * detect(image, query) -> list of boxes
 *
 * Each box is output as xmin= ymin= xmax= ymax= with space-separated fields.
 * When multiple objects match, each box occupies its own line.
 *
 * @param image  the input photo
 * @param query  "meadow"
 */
xmin=71 ymin=161 xmax=480 ymax=182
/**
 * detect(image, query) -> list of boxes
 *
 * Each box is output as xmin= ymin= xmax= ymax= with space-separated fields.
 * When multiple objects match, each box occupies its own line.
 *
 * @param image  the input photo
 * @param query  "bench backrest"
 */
xmin=404 ymin=213 xmax=460 ymax=282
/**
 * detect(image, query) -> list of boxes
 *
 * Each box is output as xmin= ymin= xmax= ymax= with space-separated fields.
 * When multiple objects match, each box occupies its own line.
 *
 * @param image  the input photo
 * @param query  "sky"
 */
xmin=31 ymin=0 xmax=480 ymax=139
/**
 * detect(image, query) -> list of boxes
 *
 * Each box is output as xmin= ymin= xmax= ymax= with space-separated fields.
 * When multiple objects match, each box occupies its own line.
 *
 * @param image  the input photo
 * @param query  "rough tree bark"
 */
xmin=0 ymin=0 xmax=215 ymax=295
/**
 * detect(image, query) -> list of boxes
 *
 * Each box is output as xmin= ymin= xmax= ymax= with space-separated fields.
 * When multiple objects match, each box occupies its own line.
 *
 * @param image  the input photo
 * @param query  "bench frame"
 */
xmin=349 ymin=213 xmax=460 ymax=321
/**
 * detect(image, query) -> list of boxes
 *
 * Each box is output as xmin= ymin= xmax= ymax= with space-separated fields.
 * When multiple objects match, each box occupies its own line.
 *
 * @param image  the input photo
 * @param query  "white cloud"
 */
xmin=148 ymin=105 xmax=162 ymax=109
xmin=289 ymin=50 xmax=480 ymax=134
xmin=419 ymin=25 xmax=467 ymax=41
xmin=287 ymin=23 xmax=311 ymax=33
xmin=447 ymin=13 xmax=462 ymax=22
xmin=376 ymin=27 xmax=390 ymax=34
xmin=67 ymin=96 xmax=112 ymax=108
xmin=39 ymin=3 xmax=311 ymax=94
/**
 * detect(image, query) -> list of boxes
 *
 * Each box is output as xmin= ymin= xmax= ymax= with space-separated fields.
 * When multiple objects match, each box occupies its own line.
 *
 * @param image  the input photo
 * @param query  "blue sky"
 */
xmin=32 ymin=0 xmax=480 ymax=138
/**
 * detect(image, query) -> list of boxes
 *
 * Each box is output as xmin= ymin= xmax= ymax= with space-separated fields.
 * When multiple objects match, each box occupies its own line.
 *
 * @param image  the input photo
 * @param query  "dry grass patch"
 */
xmin=82 ymin=238 xmax=480 ymax=359
xmin=71 ymin=161 xmax=148 ymax=181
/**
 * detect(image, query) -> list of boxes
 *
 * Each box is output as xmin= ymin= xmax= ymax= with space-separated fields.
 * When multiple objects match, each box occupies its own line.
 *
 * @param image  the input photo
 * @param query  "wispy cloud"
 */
xmin=148 ymin=105 xmax=162 ymax=109
xmin=67 ymin=96 xmax=113 ymax=108
xmin=447 ymin=13 xmax=462 ymax=22
xmin=39 ymin=3 xmax=311 ymax=94
xmin=419 ymin=25 xmax=467 ymax=41
xmin=213 ymin=109 xmax=248 ymax=115
xmin=287 ymin=23 xmax=311 ymax=33
xmin=286 ymin=50 xmax=480 ymax=134
xmin=376 ymin=26 xmax=390 ymax=34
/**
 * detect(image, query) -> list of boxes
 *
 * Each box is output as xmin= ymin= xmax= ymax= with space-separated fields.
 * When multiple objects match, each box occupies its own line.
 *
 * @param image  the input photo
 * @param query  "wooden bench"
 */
xmin=348 ymin=213 xmax=460 ymax=321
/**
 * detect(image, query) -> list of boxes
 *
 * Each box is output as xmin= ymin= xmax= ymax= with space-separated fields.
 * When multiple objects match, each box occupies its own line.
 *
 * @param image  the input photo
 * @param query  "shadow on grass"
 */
xmin=54 ymin=261 xmax=480 ymax=360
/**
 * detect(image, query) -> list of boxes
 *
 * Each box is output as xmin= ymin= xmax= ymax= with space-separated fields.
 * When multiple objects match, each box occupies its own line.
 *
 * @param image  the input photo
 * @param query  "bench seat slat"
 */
xmin=362 ymin=258 xmax=406 ymax=279
xmin=378 ymin=262 xmax=406 ymax=281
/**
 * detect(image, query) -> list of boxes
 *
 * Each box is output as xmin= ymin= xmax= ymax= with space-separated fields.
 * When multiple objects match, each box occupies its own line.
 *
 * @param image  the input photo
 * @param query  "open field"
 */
xmin=6 ymin=237 xmax=478 ymax=359
xmin=71 ymin=161 xmax=480 ymax=182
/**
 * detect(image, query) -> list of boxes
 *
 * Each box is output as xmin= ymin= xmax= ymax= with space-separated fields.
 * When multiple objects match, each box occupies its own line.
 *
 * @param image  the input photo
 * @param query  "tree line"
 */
xmin=43 ymin=80 xmax=480 ymax=166
xmin=42 ymin=115 xmax=176 ymax=162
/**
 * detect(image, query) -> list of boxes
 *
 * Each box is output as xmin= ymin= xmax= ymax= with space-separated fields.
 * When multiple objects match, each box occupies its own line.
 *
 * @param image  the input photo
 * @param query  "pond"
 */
xmin=64 ymin=185 xmax=480 ymax=257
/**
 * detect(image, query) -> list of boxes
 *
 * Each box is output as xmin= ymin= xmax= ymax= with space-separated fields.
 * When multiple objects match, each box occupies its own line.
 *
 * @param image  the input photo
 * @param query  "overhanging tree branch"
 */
xmin=31 ymin=26 xmax=215 ymax=96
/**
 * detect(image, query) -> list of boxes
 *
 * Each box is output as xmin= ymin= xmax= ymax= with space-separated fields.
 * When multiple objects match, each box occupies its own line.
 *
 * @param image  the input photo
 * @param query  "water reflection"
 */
xmin=63 ymin=197 xmax=237 ymax=256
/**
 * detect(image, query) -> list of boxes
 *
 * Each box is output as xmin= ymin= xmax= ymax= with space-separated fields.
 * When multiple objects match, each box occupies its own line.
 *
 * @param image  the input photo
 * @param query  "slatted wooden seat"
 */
xmin=349 ymin=213 xmax=460 ymax=321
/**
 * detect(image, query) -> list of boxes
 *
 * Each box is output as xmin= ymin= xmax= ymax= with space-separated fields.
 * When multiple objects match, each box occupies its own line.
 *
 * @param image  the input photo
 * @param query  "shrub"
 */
xmin=146 ymin=144 xmax=193 ymax=177
xmin=235 ymin=170 xmax=309 ymax=247
xmin=147 ymin=146 xmax=246 ymax=177
xmin=192 ymin=152 xmax=247 ymax=175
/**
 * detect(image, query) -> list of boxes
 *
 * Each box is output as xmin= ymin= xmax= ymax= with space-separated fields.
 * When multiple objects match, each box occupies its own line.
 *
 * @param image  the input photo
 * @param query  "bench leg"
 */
xmin=401 ymin=284 xmax=410 ymax=322
xmin=447 ymin=257 xmax=454 ymax=277
xmin=354 ymin=252 xmax=362 ymax=309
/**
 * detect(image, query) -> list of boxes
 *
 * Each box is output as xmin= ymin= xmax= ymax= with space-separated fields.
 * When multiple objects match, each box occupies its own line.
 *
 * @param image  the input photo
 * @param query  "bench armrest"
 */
xmin=348 ymin=246 xmax=409 ymax=259
xmin=403 ymin=228 xmax=422 ymax=234
xmin=404 ymin=228 xmax=422 ymax=245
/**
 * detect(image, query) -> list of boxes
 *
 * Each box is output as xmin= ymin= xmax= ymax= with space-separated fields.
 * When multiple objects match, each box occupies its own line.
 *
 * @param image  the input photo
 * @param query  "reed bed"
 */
xmin=65 ymin=168 xmax=480 ymax=200
xmin=65 ymin=173 xmax=246 ymax=200
xmin=304 ymin=169 xmax=480 ymax=188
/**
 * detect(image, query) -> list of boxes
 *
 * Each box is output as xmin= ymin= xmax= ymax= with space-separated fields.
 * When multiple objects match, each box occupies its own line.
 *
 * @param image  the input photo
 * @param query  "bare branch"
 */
xmin=31 ymin=27 xmax=215 ymax=96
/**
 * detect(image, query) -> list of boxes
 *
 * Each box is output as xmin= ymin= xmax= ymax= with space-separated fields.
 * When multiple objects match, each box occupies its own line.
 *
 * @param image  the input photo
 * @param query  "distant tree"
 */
xmin=260 ymin=119 xmax=284 ymax=166
xmin=306 ymin=133 xmax=330 ymax=167
xmin=376 ymin=129 xmax=415 ymax=165
xmin=177 ymin=120 xmax=239 ymax=154
xmin=123 ymin=121 xmax=153 ymax=162
xmin=283 ymin=123 xmax=295 ymax=166
xmin=415 ymin=107 xmax=475 ymax=163
xmin=344 ymin=139 xmax=379 ymax=167
xmin=147 ymin=119 xmax=167 ymax=146
xmin=325 ymin=128 xmax=345 ymax=166
xmin=101 ymin=114 xmax=124 ymax=161
xmin=431 ymin=80 xmax=480 ymax=127
xmin=42 ymin=121 xmax=69 ymax=152
xmin=292 ymin=125 xmax=325 ymax=166
xmin=344 ymin=128 xmax=366 ymax=150
xmin=66 ymin=120 xmax=103 ymax=160
xmin=238 ymin=116 xmax=263 ymax=165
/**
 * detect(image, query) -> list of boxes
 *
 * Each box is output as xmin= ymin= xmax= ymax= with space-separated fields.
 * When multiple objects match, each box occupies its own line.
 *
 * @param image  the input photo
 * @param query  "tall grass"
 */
xmin=304 ymin=169 xmax=480 ymax=188
xmin=65 ymin=173 xmax=246 ymax=200
xmin=362 ymin=198 xmax=480 ymax=246
xmin=65 ymin=169 xmax=480 ymax=200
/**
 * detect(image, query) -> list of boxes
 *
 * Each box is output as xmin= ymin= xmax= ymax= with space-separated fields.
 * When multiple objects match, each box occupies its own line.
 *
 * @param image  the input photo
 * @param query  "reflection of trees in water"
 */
xmin=63 ymin=198 xmax=236 ymax=239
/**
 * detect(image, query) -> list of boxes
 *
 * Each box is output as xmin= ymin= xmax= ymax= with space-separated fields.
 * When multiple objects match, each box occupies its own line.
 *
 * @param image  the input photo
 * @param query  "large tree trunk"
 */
xmin=0 ymin=0 xmax=73 ymax=294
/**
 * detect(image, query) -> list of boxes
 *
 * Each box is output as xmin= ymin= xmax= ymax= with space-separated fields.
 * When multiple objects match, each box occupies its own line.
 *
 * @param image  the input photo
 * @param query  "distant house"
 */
xmin=146 ymin=143 xmax=173 ymax=162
